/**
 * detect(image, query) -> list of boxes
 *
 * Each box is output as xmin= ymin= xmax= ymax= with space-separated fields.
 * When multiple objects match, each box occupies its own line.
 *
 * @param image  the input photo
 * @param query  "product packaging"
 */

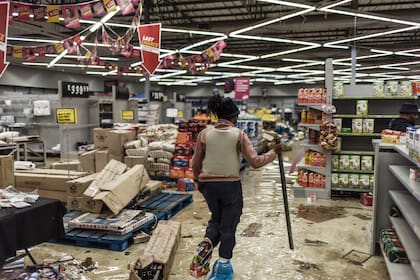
xmin=333 ymin=118 xmax=342 ymax=132
xmin=409 ymin=168 xmax=420 ymax=182
xmin=356 ymin=100 xmax=368 ymax=116
xmin=349 ymin=174 xmax=359 ymax=188
xmin=361 ymin=156 xmax=374 ymax=171
xmin=369 ymin=174 xmax=374 ymax=189
xmin=349 ymin=155 xmax=361 ymax=170
xmin=339 ymin=155 xmax=350 ymax=170
xmin=399 ymin=81 xmax=413 ymax=96
xmin=338 ymin=173 xmax=349 ymax=188
xmin=363 ymin=119 xmax=374 ymax=133
xmin=386 ymin=81 xmax=398 ymax=96
xmin=332 ymin=155 xmax=340 ymax=170
xmin=331 ymin=173 xmax=339 ymax=188
xmin=333 ymin=81 xmax=344 ymax=97
xmin=373 ymin=81 xmax=384 ymax=96
xmin=352 ymin=119 xmax=363 ymax=133
xmin=359 ymin=174 xmax=370 ymax=189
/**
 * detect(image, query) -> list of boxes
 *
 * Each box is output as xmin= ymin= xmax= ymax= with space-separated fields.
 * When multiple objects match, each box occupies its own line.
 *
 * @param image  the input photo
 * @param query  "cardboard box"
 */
xmin=67 ymin=173 xmax=97 ymax=196
xmin=109 ymin=153 xmax=124 ymax=163
xmin=124 ymin=156 xmax=147 ymax=168
xmin=108 ymin=130 xmax=136 ymax=155
xmin=50 ymin=160 xmax=81 ymax=171
xmin=0 ymin=155 xmax=14 ymax=188
xmin=15 ymin=187 xmax=67 ymax=202
xmin=84 ymin=159 xmax=127 ymax=198
xmin=130 ymin=221 xmax=181 ymax=280
xmin=93 ymin=128 xmax=111 ymax=148
xmin=93 ymin=164 xmax=149 ymax=214
xmin=67 ymin=196 xmax=84 ymax=211
xmin=95 ymin=150 xmax=109 ymax=172
xmin=15 ymin=169 xmax=87 ymax=176
xmin=15 ymin=173 xmax=80 ymax=192
xmin=79 ymin=150 xmax=96 ymax=173
xmin=81 ymin=195 xmax=104 ymax=213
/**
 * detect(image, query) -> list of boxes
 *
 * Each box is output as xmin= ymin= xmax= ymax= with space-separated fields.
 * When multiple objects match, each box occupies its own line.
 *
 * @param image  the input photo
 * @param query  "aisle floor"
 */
xmin=25 ymin=161 xmax=388 ymax=280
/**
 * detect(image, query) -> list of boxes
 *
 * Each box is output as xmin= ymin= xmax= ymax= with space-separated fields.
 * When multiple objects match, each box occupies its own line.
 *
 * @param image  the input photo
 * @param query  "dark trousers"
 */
xmin=199 ymin=181 xmax=243 ymax=259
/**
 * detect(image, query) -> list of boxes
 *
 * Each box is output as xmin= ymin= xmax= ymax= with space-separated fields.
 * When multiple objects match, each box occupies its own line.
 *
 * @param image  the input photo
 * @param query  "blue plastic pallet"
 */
xmin=64 ymin=229 xmax=131 ymax=251
xmin=138 ymin=193 xmax=193 ymax=220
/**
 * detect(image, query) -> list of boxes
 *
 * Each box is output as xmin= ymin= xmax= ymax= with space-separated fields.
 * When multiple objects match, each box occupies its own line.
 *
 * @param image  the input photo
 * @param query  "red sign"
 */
xmin=0 ymin=2 xmax=10 ymax=78
xmin=234 ymin=78 xmax=250 ymax=100
xmin=138 ymin=23 xmax=161 ymax=75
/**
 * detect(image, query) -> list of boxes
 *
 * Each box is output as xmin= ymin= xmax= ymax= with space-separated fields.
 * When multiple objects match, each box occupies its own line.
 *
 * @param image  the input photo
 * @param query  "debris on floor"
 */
xmin=292 ymin=260 xmax=320 ymax=271
xmin=353 ymin=213 xmax=371 ymax=220
xmin=343 ymin=250 xmax=372 ymax=265
xmin=264 ymin=211 xmax=282 ymax=218
xmin=241 ymin=223 xmax=263 ymax=237
xmin=297 ymin=205 xmax=347 ymax=223
xmin=304 ymin=239 xmax=328 ymax=246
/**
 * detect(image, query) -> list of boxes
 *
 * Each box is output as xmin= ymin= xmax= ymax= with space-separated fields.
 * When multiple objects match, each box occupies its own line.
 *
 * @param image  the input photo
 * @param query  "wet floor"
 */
xmin=22 ymin=147 xmax=389 ymax=280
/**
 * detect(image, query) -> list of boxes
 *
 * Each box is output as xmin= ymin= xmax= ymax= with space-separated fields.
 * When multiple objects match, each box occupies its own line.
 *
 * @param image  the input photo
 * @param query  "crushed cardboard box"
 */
xmin=50 ymin=160 xmax=81 ymax=171
xmin=84 ymin=159 xmax=127 ymax=198
xmin=79 ymin=150 xmax=96 ymax=173
xmin=0 ymin=155 xmax=14 ymax=188
xmin=95 ymin=150 xmax=109 ymax=172
xmin=67 ymin=173 xmax=97 ymax=196
xmin=67 ymin=196 xmax=84 ymax=211
xmin=15 ymin=169 xmax=86 ymax=176
xmin=93 ymin=164 xmax=150 ymax=215
xmin=109 ymin=153 xmax=124 ymax=163
xmin=93 ymin=128 xmax=111 ymax=148
xmin=130 ymin=221 xmax=181 ymax=280
xmin=15 ymin=173 xmax=81 ymax=192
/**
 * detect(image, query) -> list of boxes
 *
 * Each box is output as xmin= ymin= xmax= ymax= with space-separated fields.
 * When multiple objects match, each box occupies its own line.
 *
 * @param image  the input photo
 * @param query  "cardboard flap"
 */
xmin=84 ymin=160 xmax=126 ymax=197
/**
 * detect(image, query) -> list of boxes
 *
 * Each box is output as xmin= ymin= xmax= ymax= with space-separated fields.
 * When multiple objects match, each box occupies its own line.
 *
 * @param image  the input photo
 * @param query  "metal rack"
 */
xmin=370 ymin=143 xmax=420 ymax=279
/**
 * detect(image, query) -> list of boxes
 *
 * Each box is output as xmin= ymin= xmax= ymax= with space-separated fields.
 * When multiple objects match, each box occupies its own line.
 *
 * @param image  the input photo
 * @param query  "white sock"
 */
xmin=219 ymin=257 xmax=230 ymax=263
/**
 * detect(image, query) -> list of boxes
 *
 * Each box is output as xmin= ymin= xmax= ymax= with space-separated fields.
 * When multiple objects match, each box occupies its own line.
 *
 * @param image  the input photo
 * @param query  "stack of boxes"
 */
xmin=297 ymin=88 xmax=327 ymax=104
xmin=297 ymin=169 xmax=326 ymax=189
xmin=331 ymin=154 xmax=374 ymax=190
xmin=304 ymin=150 xmax=326 ymax=167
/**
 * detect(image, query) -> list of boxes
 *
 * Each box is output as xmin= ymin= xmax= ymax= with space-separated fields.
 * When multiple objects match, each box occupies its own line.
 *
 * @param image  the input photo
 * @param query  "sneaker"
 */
xmin=189 ymin=239 xmax=213 ymax=278
xmin=207 ymin=260 xmax=234 ymax=280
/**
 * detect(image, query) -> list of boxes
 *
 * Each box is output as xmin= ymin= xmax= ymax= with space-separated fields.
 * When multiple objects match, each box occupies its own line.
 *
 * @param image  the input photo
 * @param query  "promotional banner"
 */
xmin=138 ymin=23 xmax=161 ymax=75
xmin=234 ymin=77 xmax=250 ymax=100
xmin=0 ymin=2 xmax=10 ymax=78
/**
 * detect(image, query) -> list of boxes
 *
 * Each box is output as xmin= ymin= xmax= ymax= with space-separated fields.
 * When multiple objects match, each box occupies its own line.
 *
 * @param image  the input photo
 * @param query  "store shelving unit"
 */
xmin=370 ymin=143 xmax=420 ymax=279
xmin=332 ymin=169 xmax=374 ymax=174
xmin=99 ymin=100 xmax=113 ymax=128
xmin=294 ymin=59 xmax=333 ymax=199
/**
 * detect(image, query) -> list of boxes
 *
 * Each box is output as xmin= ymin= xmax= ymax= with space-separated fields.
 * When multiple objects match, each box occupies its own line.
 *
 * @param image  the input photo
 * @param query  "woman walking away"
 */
xmin=189 ymin=94 xmax=283 ymax=280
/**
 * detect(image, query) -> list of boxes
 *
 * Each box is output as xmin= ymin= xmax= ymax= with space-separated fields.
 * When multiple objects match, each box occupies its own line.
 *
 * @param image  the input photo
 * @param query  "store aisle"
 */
xmin=27 ymin=163 xmax=388 ymax=280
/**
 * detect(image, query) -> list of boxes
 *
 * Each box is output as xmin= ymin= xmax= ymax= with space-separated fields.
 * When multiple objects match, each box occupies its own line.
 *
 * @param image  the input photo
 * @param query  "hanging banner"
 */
xmin=47 ymin=6 xmax=60 ymax=23
xmin=234 ymin=77 xmax=250 ymax=100
xmin=80 ymin=3 xmax=94 ymax=19
xmin=33 ymin=6 xmax=46 ymax=21
xmin=62 ymin=5 xmax=80 ymax=29
xmin=117 ymin=0 xmax=135 ymax=15
xmin=138 ymin=23 xmax=161 ymax=75
xmin=17 ymin=4 xmax=31 ymax=21
xmin=0 ymin=2 xmax=9 ymax=78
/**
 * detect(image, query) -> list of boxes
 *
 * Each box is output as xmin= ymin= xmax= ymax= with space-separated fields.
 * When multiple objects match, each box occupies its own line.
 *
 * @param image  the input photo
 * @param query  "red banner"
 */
xmin=234 ymin=78 xmax=250 ymax=100
xmin=0 ymin=2 xmax=10 ymax=78
xmin=138 ymin=23 xmax=161 ymax=75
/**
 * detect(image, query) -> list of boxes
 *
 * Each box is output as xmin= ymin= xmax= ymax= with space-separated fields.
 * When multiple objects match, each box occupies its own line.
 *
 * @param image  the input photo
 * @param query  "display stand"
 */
xmin=294 ymin=58 xmax=333 ymax=199
xmin=370 ymin=142 xmax=420 ymax=279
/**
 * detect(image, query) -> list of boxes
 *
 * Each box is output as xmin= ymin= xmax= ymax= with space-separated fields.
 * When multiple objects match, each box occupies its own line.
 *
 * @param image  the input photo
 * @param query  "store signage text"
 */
xmin=56 ymin=108 xmax=77 ymax=124
xmin=62 ymin=82 xmax=89 ymax=98
xmin=138 ymin=23 xmax=161 ymax=75
xmin=121 ymin=110 xmax=134 ymax=120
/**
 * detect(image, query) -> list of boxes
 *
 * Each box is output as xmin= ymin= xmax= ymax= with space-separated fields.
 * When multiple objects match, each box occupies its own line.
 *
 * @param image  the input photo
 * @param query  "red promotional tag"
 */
xmin=138 ymin=23 xmax=161 ymax=75
xmin=0 ymin=2 xmax=10 ymax=78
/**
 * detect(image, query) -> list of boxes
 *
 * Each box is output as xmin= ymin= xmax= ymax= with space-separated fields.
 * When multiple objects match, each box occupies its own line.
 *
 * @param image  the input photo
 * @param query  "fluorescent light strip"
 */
xmin=103 ymin=69 xmax=118 ymax=76
xmin=325 ymin=26 xmax=420 ymax=48
xmin=150 ymin=70 xmax=187 ymax=81
xmin=232 ymin=34 xmax=318 ymax=47
xmin=320 ymin=0 xmax=352 ymax=10
xmin=180 ymin=36 xmax=227 ymax=52
xmin=90 ymin=6 xmax=121 ymax=32
xmin=48 ymin=49 xmax=68 ymax=68
xmin=260 ymin=45 xmax=320 ymax=59
xmin=256 ymin=0 xmax=314 ymax=9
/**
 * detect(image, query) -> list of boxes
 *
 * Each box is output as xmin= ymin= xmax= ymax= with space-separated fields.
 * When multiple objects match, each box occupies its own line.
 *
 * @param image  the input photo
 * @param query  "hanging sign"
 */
xmin=62 ymin=82 xmax=90 ymax=98
xmin=121 ymin=110 xmax=134 ymax=120
xmin=234 ymin=77 xmax=250 ymax=100
xmin=56 ymin=108 xmax=77 ymax=124
xmin=0 ymin=2 xmax=10 ymax=79
xmin=150 ymin=91 xmax=164 ymax=101
xmin=138 ymin=23 xmax=161 ymax=75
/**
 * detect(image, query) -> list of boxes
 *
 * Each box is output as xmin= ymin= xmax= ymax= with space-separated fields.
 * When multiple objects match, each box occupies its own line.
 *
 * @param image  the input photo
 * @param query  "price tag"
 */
xmin=121 ymin=110 xmax=134 ymax=120
xmin=62 ymin=82 xmax=89 ymax=98
xmin=56 ymin=108 xmax=77 ymax=124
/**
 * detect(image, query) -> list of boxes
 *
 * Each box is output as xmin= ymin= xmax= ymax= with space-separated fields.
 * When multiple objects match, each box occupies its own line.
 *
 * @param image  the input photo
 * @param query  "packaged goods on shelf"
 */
xmin=338 ymin=173 xmax=349 ymax=188
xmin=331 ymin=173 xmax=339 ymax=188
xmin=138 ymin=124 xmax=178 ymax=143
xmin=356 ymin=100 xmax=368 ymax=116
xmin=349 ymin=155 xmax=361 ymax=170
xmin=339 ymin=155 xmax=350 ymax=170
xmin=359 ymin=174 xmax=370 ymax=189
xmin=413 ymin=81 xmax=420 ymax=96
xmin=304 ymin=151 xmax=326 ymax=167
xmin=319 ymin=121 xmax=338 ymax=150
xmin=297 ymin=88 xmax=327 ymax=104
xmin=409 ymin=168 xmax=420 ymax=182
xmin=352 ymin=119 xmax=363 ymax=133
xmin=297 ymin=169 xmax=326 ymax=188
xmin=399 ymin=81 xmax=413 ymax=96
xmin=361 ymin=155 xmax=374 ymax=171
xmin=333 ymin=118 xmax=342 ymax=132
xmin=349 ymin=174 xmax=359 ymax=188
xmin=363 ymin=119 xmax=374 ymax=133
xmin=381 ymin=129 xmax=405 ymax=144
xmin=332 ymin=155 xmax=339 ymax=169
xmin=333 ymin=81 xmax=344 ymax=97
xmin=406 ymin=127 xmax=416 ymax=156
xmin=373 ymin=81 xmax=384 ymax=96
xmin=380 ymin=228 xmax=410 ymax=264
xmin=386 ymin=81 xmax=399 ymax=96
xmin=369 ymin=174 xmax=374 ymax=189
xmin=301 ymin=109 xmax=324 ymax=124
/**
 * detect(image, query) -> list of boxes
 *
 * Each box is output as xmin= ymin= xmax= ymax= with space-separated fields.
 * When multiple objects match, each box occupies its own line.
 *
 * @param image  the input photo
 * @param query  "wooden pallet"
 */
xmin=138 ymin=192 xmax=193 ymax=220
